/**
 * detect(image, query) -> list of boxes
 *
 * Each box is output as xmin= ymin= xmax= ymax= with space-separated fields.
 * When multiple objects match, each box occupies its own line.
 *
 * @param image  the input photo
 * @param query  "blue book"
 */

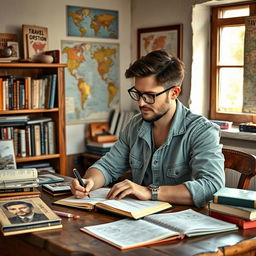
xmin=49 ymin=74 xmax=57 ymax=108
xmin=213 ymin=187 xmax=256 ymax=208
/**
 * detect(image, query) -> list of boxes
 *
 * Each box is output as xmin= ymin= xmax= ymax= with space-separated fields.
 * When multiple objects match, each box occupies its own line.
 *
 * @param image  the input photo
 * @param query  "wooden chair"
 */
xmin=222 ymin=148 xmax=256 ymax=190
xmin=194 ymin=237 xmax=256 ymax=256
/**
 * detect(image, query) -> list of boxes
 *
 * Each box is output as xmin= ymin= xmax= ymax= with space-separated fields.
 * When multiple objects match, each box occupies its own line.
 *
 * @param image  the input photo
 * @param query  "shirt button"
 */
xmin=154 ymin=160 xmax=158 ymax=165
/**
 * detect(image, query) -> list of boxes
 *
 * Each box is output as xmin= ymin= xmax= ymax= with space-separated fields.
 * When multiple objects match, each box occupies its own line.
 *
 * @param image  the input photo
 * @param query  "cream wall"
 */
xmin=0 ymin=0 xmax=132 ymax=154
xmin=131 ymin=0 xmax=193 ymax=107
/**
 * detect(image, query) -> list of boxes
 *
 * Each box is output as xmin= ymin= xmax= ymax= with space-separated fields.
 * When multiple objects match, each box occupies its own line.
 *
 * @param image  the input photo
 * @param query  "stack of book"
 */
xmin=0 ymin=168 xmax=40 ymax=199
xmin=209 ymin=187 xmax=256 ymax=229
xmin=0 ymin=168 xmax=62 ymax=236
xmin=85 ymin=140 xmax=116 ymax=156
xmin=42 ymin=181 xmax=71 ymax=196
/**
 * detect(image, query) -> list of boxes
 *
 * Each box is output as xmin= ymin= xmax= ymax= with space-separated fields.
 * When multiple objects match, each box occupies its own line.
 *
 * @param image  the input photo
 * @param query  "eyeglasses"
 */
xmin=127 ymin=86 xmax=176 ymax=104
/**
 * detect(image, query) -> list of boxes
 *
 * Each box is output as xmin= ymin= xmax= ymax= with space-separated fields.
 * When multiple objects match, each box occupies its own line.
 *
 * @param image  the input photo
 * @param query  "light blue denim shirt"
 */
xmin=90 ymin=100 xmax=225 ymax=207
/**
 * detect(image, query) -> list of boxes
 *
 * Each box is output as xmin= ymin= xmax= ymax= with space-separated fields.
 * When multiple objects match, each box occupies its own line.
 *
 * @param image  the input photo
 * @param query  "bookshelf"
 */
xmin=0 ymin=63 xmax=67 ymax=175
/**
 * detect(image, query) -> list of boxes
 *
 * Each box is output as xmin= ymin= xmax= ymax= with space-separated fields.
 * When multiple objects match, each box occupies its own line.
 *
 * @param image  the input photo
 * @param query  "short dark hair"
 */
xmin=3 ymin=201 xmax=33 ymax=210
xmin=125 ymin=50 xmax=185 ymax=88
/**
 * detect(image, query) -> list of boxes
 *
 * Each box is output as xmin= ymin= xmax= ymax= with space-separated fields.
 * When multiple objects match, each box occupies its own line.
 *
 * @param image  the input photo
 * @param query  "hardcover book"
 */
xmin=0 ymin=197 xmax=62 ymax=236
xmin=22 ymin=25 xmax=48 ymax=60
xmin=210 ymin=210 xmax=256 ymax=230
xmin=42 ymin=182 xmax=71 ymax=196
xmin=38 ymin=174 xmax=64 ymax=185
xmin=209 ymin=201 xmax=256 ymax=221
xmin=213 ymin=187 xmax=256 ymax=209
xmin=0 ymin=187 xmax=40 ymax=198
xmin=80 ymin=209 xmax=238 ymax=250
xmin=54 ymin=188 xmax=172 ymax=219
xmin=0 ymin=168 xmax=38 ymax=189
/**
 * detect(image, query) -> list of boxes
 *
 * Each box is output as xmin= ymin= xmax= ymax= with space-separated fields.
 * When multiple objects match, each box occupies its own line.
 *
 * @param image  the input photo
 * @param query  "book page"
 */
xmin=101 ymin=197 xmax=168 ymax=213
xmin=60 ymin=187 xmax=168 ymax=213
xmin=81 ymin=218 xmax=180 ymax=249
xmin=60 ymin=187 xmax=110 ymax=204
xmin=145 ymin=209 xmax=237 ymax=235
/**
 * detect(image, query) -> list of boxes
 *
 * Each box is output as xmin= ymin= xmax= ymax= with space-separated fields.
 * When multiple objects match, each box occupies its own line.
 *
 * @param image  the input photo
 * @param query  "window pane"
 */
xmin=219 ymin=26 xmax=245 ymax=65
xmin=220 ymin=7 xmax=249 ymax=18
xmin=218 ymin=67 xmax=243 ymax=112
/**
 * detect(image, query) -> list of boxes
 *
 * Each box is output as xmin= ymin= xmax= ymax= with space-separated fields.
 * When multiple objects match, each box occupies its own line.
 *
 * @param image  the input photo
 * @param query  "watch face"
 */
xmin=149 ymin=184 xmax=159 ymax=189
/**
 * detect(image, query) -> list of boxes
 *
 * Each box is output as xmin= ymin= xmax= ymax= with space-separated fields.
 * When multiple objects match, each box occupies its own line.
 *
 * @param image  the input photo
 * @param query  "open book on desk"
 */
xmin=80 ymin=209 xmax=238 ymax=250
xmin=54 ymin=187 xmax=172 ymax=219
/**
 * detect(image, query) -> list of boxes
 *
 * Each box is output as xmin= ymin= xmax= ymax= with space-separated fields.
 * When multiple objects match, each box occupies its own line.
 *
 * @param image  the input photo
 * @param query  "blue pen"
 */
xmin=73 ymin=168 xmax=90 ymax=197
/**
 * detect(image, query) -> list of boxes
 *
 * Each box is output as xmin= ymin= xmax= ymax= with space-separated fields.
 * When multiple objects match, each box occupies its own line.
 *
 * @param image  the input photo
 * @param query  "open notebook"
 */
xmin=80 ymin=209 xmax=238 ymax=250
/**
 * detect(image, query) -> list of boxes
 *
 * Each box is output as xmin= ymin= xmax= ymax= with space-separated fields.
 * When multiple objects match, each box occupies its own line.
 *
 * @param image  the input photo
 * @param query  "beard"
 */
xmin=140 ymin=107 xmax=169 ymax=123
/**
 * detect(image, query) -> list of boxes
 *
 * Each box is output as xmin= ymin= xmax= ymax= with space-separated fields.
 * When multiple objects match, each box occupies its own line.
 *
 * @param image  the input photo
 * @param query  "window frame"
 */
xmin=210 ymin=2 xmax=256 ymax=124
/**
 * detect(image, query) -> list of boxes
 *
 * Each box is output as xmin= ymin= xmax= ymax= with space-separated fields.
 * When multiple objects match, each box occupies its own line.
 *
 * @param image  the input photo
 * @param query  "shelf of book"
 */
xmin=0 ymin=63 xmax=67 ymax=175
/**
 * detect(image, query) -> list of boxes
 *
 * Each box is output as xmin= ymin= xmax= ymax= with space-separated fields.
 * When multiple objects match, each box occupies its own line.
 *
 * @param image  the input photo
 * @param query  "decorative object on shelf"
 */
xmin=31 ymin=54 xmax=53 ymax=63
xmin=22 ymin=25 xmax=48 ymax=60
xmin=6 ymin=41 xmax=19 ymax=60
xmin=137 ymin=24 xmax=183 ymax=58
xmin=67 ymin=6 xmax=118 ymax=39
xmin=0 ymin=33 xmax=17 ymax=57
xmin=89 ymin=122 xmax=116 ymax=143
xmin=43 ymin=50 xmax=60 ymax=63
xmin=0 ymin=139 xmax=16 ymax=170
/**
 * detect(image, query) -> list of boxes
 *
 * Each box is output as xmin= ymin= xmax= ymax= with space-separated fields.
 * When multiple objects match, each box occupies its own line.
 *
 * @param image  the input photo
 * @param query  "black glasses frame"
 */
xmin=127 ymin=86 xmax=176 ymax=104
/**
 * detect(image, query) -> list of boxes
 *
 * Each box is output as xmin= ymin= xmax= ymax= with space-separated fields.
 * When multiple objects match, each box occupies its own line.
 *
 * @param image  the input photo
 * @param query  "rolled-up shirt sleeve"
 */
xmin=184 ymin=122 xmax=225 ymax=207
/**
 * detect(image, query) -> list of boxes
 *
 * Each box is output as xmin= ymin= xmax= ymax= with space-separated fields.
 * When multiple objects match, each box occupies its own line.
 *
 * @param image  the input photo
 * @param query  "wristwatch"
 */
xmin=148 ymin=184 xmax=159 ymax=201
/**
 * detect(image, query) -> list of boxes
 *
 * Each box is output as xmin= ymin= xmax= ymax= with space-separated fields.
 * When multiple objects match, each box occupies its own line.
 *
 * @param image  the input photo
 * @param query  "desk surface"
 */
xmin=1 ymin=181 xmax=256 ymax=256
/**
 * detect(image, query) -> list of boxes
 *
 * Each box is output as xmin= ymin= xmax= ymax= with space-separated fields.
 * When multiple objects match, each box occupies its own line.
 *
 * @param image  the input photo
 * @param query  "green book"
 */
xmin=213 ymin=187 xmax=256 ymax=208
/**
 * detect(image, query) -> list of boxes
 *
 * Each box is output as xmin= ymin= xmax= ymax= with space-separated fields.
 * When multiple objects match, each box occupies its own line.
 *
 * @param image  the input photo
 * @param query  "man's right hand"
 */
xmin=70 ymin=178 xmax=94 ymax=198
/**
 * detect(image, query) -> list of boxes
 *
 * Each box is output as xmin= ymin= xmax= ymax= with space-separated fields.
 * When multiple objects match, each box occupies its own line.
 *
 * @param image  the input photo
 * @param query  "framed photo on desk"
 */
xmin=0 ymin=139 xmax=16 ymax=170
xmin=137 ymin=24 xmax=183 ymax=58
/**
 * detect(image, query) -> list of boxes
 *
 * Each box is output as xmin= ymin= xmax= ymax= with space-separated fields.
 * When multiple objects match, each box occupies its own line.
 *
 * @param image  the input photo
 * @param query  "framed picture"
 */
xmin=137 ymin=24 xmax=183 ymax=58
xmin=0 ymin=139 xmax=16 ymax=170
xmin=7 ymin=41 xmax=20 ymax=60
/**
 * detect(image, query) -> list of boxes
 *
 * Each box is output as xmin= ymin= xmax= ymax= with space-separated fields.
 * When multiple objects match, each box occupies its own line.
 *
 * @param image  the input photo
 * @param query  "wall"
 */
xmin=0 ymin=0 xmax=132 ymax=154
xmin=131 ymin=0 xmax=193 ymax=107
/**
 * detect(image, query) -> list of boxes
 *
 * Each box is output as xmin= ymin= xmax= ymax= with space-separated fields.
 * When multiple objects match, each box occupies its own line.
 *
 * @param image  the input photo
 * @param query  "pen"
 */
xmin=73 ymin=168 xmax=90 ymax=198
xmin=53 ymin=210 xmax=80 ymax=219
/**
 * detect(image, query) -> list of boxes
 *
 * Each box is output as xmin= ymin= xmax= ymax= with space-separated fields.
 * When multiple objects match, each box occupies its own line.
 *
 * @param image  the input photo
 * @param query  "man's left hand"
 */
xmin=107 ymin=179 xmax=151 ymax=200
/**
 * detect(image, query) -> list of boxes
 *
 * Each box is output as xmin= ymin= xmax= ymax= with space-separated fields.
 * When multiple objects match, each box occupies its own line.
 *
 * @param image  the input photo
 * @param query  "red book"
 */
xmin=210 ymin=210 xmax=256 ymax=229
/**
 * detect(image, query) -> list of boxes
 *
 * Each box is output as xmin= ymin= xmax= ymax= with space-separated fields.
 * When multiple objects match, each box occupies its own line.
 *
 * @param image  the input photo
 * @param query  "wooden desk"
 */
xmin=1 ymin=185 xmax=256 ymax=256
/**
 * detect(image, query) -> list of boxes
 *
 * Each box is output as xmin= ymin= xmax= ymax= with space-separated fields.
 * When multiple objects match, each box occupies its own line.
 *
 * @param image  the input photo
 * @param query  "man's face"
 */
xmin=134 ymin=76 xmax=172 ymax=122
xmin=6 ymin=204 xmax=33 ymax=217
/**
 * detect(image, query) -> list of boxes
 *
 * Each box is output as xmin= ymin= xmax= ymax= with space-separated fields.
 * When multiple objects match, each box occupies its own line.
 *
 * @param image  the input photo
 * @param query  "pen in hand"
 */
xmin=73 ymin=168 xmax=90 ymax=198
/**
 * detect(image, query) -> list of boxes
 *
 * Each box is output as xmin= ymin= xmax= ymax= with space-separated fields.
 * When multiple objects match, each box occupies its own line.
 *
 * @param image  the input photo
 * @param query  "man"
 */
xmin=3 ymin=201 xmax=48 ymax=224
xmin=71 ymin=50 xmax=225 ymax=207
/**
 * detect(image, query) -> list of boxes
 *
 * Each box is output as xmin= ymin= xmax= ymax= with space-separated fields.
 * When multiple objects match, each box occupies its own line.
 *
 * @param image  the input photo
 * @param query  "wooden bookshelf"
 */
xmin=0 ymin=63 xmax=67 ymax=175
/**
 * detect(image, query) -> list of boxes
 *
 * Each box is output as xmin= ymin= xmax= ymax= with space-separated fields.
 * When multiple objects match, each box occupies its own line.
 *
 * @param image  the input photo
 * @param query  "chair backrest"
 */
xmin=222 ymin=148 xmax=256 ymax=190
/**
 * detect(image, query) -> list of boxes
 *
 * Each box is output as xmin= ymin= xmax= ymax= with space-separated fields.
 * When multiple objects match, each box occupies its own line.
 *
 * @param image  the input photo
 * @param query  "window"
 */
xmin=210 ymin=2 xmax=256 ymax=123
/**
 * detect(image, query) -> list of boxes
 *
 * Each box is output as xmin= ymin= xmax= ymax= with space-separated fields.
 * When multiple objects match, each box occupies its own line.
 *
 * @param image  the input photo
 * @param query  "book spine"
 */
xmin=0 ymin=78 xmax=3 ymax=110
xmin=209 ymin=211 xmax=255 ymax=229
xmin=0 ymin=187 xmax=33 ymax=193
xmin=214 ymin=196 xmax=256 ymax=209
xmin=34 ymin=124 xmax=41 ymax=156
xmin=48 ymin=121 xmax=56 ymax=154
xmin=19 ymin=129 xmax=26 ymax=157
xmin=49 ymin=74 xmax=57 ymax=108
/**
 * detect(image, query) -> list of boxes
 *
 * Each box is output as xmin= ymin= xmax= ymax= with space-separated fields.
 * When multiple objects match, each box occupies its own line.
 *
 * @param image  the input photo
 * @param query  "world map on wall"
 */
xmin=140 ymin=30 xmax=178 ymax=57
xmin=62 ymin=41 xmax=120 ymax=123
xmin=67 ymin=6 xmax=118 ymax=39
